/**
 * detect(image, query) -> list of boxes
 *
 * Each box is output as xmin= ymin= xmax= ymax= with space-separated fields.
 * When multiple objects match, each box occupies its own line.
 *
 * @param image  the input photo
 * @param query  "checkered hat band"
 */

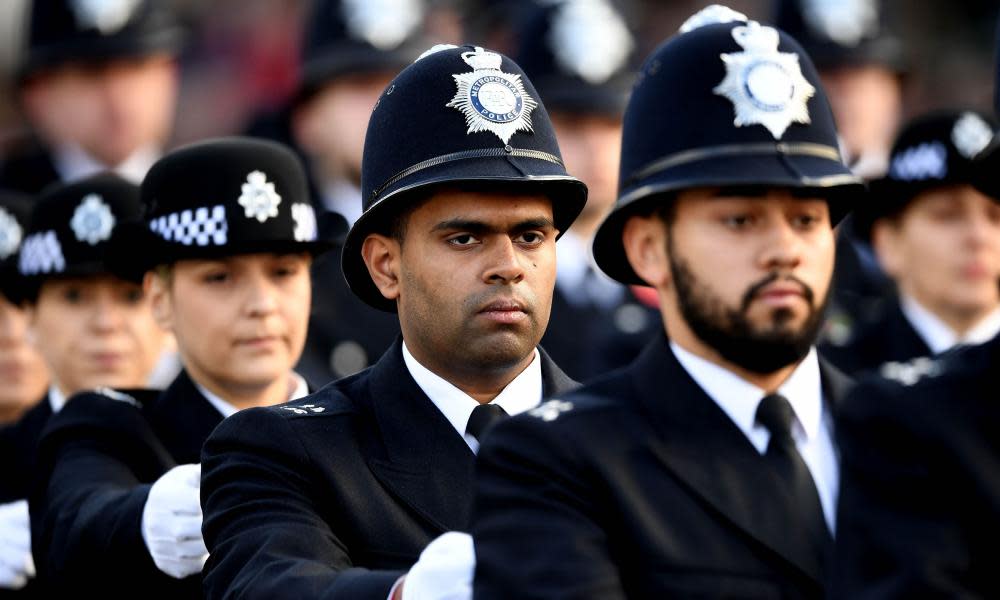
xmin=149 ymin=205 xmax=229 ymax=247
xmin=19 ymin=230 xmax=66 ymax=275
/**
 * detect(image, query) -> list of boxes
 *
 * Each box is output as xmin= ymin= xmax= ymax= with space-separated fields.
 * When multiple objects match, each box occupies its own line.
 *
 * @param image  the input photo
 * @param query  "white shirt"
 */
xmin=48 ymin=385 xmax=67 ymax=414
xmin=670 ymin=343 xmax=840 ymax=532
xmin=556 ymin=232 xmax=624 ymax=310
xmin=900 ymin=294 xmax=1000 ymax=355
xmin=401 ymin=342 xmax=542 ymax=454
xmin=196 ymin=373 xmax=310 ymax=419
xmin=321 ymin=179 xmax=363 ymax=226
xmin=52 ymin=143 xmax=159 ymax=184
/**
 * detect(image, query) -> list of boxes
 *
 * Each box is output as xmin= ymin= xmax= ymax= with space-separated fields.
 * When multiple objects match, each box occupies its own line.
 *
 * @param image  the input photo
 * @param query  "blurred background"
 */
xmin=1 ymin=0 xmax=997 ymax=154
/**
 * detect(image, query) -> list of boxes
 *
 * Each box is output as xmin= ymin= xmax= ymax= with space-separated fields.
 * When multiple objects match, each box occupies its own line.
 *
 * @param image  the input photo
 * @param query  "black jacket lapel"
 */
xmin=538 ymin=347 xmax=578 ymax=399
xmin=363 ymin=341 xmax=477 ymax=534
xmin=148 ymin=371 xmax=226 ymax=465
xmin=629 ymin=335 xmax=826 ymax=583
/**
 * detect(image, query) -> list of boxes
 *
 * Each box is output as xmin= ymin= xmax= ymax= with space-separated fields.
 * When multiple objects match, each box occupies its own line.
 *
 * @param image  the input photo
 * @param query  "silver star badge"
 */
xmin=69 ymin=0 xmax=141 ymax=35
xmin=447 ymin=47 xmax=538 ymax=145
xmin=952 ymin=112 xmax=994 ymax=159
xmin=0 ymin=207 xmax=23 ymax=260
xmin=71 ymin=194 xmax=116 ymax=245
xmin=238 ymin=171 xmax=282 ymax=223
xmin=713 ymin=21 xmax=815 ymax=140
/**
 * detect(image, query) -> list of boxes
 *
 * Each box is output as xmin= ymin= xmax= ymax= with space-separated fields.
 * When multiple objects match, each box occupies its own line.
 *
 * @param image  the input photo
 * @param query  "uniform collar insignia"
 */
xmin=238 ymin=170 xmax=282 ymax=223
xmin=71 ymin=193 xmax=116 ymax=245
xmin=0 ymin=208 xmax=23 ymax=260
xmin=446 ymin=47 xmax=538 ymax=145
xmin=713 ymin=21 xmax=815 ymax=140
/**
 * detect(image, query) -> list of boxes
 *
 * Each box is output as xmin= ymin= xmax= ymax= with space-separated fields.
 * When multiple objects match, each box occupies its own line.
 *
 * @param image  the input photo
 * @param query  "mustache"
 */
xmin=739 ymin=272 xmax=815 ymax=313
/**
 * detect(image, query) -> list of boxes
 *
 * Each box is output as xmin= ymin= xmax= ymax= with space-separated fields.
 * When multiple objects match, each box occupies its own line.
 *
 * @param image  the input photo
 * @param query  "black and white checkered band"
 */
xmin=149 ymin=205 xmax=228 ymax=246
xmin=19 ymin=231 xmax=66 ymax=275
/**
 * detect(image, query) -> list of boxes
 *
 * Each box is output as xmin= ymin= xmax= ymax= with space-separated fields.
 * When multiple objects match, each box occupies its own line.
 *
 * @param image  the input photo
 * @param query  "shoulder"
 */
xmin=48 ymin=388 xmax=161 ymax=431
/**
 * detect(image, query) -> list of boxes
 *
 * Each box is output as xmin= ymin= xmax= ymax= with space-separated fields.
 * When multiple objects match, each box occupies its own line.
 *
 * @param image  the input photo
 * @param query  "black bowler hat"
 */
xmin=592 ymin=6 xmax=864 ymax=286
xmin=0 ymin=191 xmax=32 ymax=302
xmin=855 ymin=110 xmax=998 ymax=241
xmin=111 ymin=137 xmax=331 ymax=283
xmin=514 ymin=0 xmax=636 ymax=116
xmin=343 ymin=44 xmax=588 ymax=311
xmin=14 ymin=174 xmax=143 ymax=304
xmin=297 ymin=0 xmax=428 ymax=101
xmin=772 ymin=0 xmax=906 ymax=72
xmin=19 ymin=0 xmax=183 ymax=80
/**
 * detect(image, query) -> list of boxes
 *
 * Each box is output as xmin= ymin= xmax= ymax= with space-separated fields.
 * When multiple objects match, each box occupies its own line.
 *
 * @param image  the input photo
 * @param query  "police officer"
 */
xmin=0 ymin=192 xmax=48 ymax=426
xmin=29 ymin=138 xmax=323 ymax=598
xmin=291 ymin=0 xmax=432 ymax=385
xmin=0 ymin=174 xmax=166 ymax=594
xmin=514 ymin=0 xmax=660 ymax=381
xmin=200 ymin=44 xmax=584 ymax=600
xmin=473 ymin=6 xmax=862 ymax=597
xmin=0 ymin=0 xmax=182 ymax=193
xmin=821 ymin=110 xmax=1000 ymax=376
xmin=831 ymin=46 xmax=1000 ymax=599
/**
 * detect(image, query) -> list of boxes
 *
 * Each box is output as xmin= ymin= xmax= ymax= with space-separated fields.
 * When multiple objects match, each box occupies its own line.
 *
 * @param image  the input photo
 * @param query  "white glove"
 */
xmin=401 ymin=531 xmax=474 ymax=600
xmin=141 ymin=464 xmax=208 ymax=579
xmin=0 ymin=500 xmax=35 ymax=590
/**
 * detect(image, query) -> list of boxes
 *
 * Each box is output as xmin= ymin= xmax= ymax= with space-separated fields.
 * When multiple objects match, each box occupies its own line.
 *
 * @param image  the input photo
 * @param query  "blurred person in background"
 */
xmin=0 ymin=0 xmax=183 ymax=193
xmin=290 ymin=0 xmax=435 ymax=385
xmin=0 ymin=174 xmax=167 ymax=594
xmin=0 ymin=191 xmax=48 ymax=427
xmin=29 ymin=138 xmax=324 ymax=598
xmin=821 ymin=110 xmax=1000 ymax=376
xmin=516 ymin=0 xmax=660 ymax=381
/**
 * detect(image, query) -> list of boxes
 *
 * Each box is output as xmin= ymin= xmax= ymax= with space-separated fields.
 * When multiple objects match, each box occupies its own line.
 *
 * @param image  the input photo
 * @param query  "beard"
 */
xmin=668 ymin=242 xmax=828 ymax=374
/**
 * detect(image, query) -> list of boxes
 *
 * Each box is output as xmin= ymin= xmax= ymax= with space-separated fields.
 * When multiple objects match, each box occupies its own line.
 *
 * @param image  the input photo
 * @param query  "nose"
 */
xmin=758 ymin=217 xmax=804 ymax=272
xmin=245 ymin=271 xmax=279 ymax=317
xmin=483 ymin=237 xmax=526 ymax=285
xmin=90 ymin=291 xmax=125 ymax=334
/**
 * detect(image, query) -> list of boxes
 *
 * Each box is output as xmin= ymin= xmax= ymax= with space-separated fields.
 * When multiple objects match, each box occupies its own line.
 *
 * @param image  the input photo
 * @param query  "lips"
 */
xmin=477 ymin=298 xmax=529 ymax=325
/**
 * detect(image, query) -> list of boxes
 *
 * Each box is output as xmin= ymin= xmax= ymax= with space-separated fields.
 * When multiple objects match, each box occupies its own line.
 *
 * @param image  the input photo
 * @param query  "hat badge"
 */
xmin=549 ymin=0 xmax=633 ymax=85
xmin=0 ymin=207 xmax=23 ymax=260
xmin=713 ymin=21 xmax=816 ymax=140
xmin=447 ymin=47 xmax=538 ymax=145
xmin=238 ymin=171 xmax=282 ymax=223
xmin=69 ymin=0 xmax=141 ymax=35
xmin=71 ymin=194 xmax=116 ymax=245
xmin=952 ymin=112 xmax=994 ymax=159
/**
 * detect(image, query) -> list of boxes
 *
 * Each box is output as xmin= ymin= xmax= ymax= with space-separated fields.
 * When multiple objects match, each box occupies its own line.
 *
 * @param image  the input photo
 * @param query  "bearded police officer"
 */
xmin=201 ymin=44 xmax=584 ymax=600
xmin=821 ymin=110 xmax=1000 ymax=376
xmin=472 ymin=6 xmax=863 ymax=598
xmin=29 ymin=139 xmax=323 ymax=599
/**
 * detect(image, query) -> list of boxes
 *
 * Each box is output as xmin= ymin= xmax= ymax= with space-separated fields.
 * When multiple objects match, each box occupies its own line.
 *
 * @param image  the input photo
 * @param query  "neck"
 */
xmin=406 ymin=345 xmax=535 ymax=405
xmin=902 ymin=288 xmax=1000 ymax=338
xmin=190 ymin=370 xmax=293 ymax=411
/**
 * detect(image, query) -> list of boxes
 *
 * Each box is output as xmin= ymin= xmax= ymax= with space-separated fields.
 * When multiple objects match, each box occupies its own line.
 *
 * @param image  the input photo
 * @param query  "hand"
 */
xmin=141 ymin=464 xmax=208 ymax=579
xmin=0 ymin=500 xmax=35 ymax=590
xmin=401 ymin=531 xmax=474 ymax=600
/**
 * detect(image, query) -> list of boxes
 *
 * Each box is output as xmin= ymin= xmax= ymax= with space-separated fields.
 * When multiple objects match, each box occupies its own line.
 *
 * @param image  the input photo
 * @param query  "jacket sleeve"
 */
xmin=200 ymin=406 xmax=403 ymax=600
xmin=472 ymin=411 xmax=627 ymax=600
xmin=29 ymin=393 xmax=181 ymax=592
xmin=830 ymin=378 xmax=970 ymax=598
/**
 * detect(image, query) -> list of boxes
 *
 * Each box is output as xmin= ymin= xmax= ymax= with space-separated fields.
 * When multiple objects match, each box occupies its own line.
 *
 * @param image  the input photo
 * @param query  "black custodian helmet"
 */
xmin=592 ymin=5 xmax=864 ymax=286
xmin=343 ymin=44 xmax=588 ymax=311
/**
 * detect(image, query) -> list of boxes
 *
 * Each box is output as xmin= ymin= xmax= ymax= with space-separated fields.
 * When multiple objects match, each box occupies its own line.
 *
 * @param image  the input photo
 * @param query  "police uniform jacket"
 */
xmin=29 ymin=370 xmax=227 ymax=599
xmin=0 ymin=397 xmax=52 ymax=503
xmin=473 ymin=332 xmax=851 ymax=599
xmin=820 ymin=297 xmax=930 ymax=376
xmin=831 ymin=334 xmax=1000 ymax=597
xmin=200 ymin=338 xmax=576 ymax=600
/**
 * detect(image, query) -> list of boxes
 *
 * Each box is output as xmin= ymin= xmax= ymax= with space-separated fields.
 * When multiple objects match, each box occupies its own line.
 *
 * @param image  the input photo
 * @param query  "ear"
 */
xmin=870 ymin=218 xmax=903 ymax=278
xmin=622 ymin=214 xmax=671 ymax=289
xmin=362 ymin=233 xmax=402 ymax=302
xmin=144 ymin=271 xmax=174 ymax=332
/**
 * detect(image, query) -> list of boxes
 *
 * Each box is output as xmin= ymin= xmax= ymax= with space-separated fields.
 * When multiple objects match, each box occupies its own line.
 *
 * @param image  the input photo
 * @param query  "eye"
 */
xmin=201 ymin=271 xmax=229 ymax=284
xmin=790 ymin=212 xmax=822 ymax=229
xmin=722 ymin=214 xmax=754 ymax=229
xmin=122 ymin=287 xmax=144 ymax=304
xmin=272 ymin=262 xmax=301 ymax=278
xmin=447 ymin=234 xmax=479 ymax=247
xmin=62 ymin=286 xmax=84 ymax=304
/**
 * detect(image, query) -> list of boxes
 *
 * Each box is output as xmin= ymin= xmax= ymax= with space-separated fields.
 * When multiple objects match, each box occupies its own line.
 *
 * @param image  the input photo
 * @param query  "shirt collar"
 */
xmin=196 ymin=372 xmax=310 ymax=419
xmin=669 ymin=342 xmax=824 ymax=450
xmin=53 ymin=143 xmax=159 ymax=184
xmin=401 ymin=341 xmax=543 ymax=449
xmin=900 ymin=294 xmax=1000 ymax=353
xmin=48 ymin=385 xmax=67 ymax=414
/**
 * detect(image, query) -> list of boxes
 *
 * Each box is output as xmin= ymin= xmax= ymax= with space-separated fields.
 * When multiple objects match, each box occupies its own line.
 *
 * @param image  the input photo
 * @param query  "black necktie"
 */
xmin=755 ymin=394 xmax=832 ymax=548
xmin=466 ymin=403 xmax=509 ymax=443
